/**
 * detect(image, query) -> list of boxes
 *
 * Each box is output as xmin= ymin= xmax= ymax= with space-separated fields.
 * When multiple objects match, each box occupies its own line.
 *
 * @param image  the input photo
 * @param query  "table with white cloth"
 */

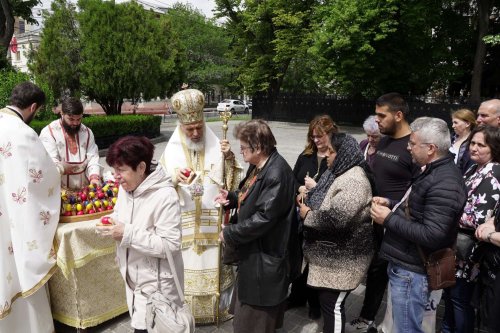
xmin=49 ymin=219 xmax=128 ymax=329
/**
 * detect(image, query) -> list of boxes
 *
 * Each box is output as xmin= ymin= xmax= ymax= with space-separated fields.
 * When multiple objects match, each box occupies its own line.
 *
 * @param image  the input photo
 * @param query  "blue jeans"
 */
xmin=388 ymin=262 xmax=430 ymax=333
xmin=441 ymin=277 xmax=475 ymax=333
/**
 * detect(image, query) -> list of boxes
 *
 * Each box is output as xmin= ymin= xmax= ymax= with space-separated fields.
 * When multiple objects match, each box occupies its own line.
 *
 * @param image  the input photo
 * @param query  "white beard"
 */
xmin=185 ymin=137 xmax=205 ymax=152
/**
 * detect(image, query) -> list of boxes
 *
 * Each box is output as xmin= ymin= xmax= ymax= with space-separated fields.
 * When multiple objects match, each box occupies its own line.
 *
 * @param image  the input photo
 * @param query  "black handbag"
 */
xmin=456 ymin=231 xmax=476 ymax=261
xmin=222 ymin=211 xmax=240 ymax=265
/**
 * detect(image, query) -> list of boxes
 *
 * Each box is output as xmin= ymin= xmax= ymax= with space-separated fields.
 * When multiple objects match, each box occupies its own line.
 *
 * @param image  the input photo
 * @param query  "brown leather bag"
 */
xmin=404 ymin=192 xmax=456 ymax=290
xmin=418 ymin=247 xmax=456 ymax=290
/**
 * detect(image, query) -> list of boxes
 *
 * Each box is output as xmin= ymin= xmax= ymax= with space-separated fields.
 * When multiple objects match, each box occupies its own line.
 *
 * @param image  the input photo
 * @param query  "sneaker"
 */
xmin=345 ymin=317 xmax=375 ymax=333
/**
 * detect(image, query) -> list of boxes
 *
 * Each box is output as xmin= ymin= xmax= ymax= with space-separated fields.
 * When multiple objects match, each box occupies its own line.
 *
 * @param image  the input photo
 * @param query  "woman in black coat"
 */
xmin=215 ymin=120 xmax=299 ymax=333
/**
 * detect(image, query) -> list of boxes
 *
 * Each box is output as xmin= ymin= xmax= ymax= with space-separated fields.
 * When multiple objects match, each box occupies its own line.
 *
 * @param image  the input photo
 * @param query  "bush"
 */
xmin=30 ymin=114 xmax=162 ymax=149
xmin=0 ymin=70 xmax=57 ymax=121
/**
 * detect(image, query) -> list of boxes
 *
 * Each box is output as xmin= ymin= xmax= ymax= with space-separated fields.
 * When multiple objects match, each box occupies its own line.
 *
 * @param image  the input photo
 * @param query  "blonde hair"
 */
xmin=304 ymin=115 xmax=339 ymax=155
xmin=451 ymin=109 xmax=477 ymax=132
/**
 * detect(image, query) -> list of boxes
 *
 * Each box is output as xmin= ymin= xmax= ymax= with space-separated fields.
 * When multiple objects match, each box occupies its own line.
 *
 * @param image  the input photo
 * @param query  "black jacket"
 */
xmin=292 ymin=151 xmax=328 ymax=186
xmin=380 ymin=155 xmax=466 ymax=274
xmin=223 ymin=149 xmax=299 ymax=306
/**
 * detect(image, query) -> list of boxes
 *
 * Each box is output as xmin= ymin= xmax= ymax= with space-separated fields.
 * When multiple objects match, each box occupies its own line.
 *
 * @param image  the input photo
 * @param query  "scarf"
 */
xmin=306 ymin=133 xmax=366 ymax=210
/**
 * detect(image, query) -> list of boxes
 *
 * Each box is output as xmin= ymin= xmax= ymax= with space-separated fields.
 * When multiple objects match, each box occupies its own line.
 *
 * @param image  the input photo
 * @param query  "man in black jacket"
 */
xmin=371 ymin=117 xmax=466 ymax=333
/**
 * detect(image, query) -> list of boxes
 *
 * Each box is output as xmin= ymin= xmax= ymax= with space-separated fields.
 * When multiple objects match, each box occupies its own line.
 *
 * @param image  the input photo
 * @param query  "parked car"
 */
xmin=246 ymin=101 xmax=252 ymax=109
xmin=217 ymin=99 xmax=249 ymax=114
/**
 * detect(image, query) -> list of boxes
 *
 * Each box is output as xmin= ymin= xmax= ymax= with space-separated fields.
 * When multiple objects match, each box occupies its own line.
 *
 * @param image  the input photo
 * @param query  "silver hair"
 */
xmin=363 ymin=115 xmax=380 ymax=134
xmin=410 ymin=117 xmax=451 ymax=156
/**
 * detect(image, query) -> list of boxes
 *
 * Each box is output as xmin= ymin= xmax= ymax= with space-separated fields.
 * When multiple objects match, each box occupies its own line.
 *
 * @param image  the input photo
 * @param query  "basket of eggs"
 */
xmin=60 ymin=181 xmax=119 ymax=223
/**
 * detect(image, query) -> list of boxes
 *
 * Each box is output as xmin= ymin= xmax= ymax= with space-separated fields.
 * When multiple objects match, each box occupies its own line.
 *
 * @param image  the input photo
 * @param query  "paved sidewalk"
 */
xmin=55 ymin=119 xmax=480 ymax=333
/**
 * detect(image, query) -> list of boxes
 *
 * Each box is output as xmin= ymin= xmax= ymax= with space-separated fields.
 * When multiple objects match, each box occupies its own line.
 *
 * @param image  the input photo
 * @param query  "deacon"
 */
xmin=160 ymin=89 xmax=242 ymax=324
xmin=0 ymin=82 xmax=61 ymax=333
xmin=39 ymin=97 xmax=101 ymax=190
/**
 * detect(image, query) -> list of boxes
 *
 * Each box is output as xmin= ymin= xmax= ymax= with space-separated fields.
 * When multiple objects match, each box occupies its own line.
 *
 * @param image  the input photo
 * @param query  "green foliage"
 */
xmin=30 ymin=114 xmax=161 ymax=138
xmin=215 ymin=0 xmax=319 ymax=97
xmin=29 ymin=0 xmax=81 ymax=100
xmin=168 ymin=3 xmax=235 ymax=92
xmin=0 ymin=69 xmax=56 ymax=119
xmin=77 ymin=0 xmax=179 ymax=115
xmin=484 ymin=34 xmax=500 ymax=45
xmin=309 ymin=0 xmax=477 ymax=97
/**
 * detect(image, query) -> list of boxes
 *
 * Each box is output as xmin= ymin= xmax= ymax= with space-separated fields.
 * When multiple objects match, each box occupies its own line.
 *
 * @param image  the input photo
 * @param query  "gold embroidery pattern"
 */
xmin=0 ymin=301 xmax=10 ymax=318
xmin=0 ymin=173 xmax=4 ymax=185
xmin=27 ymin=240 xmax=38 ymax=251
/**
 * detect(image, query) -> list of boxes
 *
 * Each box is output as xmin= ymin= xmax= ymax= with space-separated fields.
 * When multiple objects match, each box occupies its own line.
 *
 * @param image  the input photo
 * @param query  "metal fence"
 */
xmin=252 ymin=93 xmax=479 ymax=126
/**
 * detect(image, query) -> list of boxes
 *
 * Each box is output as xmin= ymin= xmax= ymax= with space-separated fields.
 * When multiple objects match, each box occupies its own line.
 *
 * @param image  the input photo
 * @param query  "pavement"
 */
xmin=54 ymin=116 xmax=476 ymax=333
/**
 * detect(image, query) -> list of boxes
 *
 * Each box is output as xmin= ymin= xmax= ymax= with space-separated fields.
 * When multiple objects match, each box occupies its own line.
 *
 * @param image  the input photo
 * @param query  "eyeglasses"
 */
xmin=407 ymin=141 xmax=436 ymax=149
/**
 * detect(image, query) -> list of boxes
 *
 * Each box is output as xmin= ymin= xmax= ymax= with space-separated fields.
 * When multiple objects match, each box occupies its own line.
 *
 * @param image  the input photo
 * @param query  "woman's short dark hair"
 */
xmin=234 ymin=119 xmax=276 ymax=156
xmin=304 ymin=115 xmax=339 ymax=155
xmin=106 ymin=136 xmax=155 ymax=174
xmin=62 ymin=97 xmax=84 ymax=115
xmin=469 ymin=125 xmax=500 ymax=163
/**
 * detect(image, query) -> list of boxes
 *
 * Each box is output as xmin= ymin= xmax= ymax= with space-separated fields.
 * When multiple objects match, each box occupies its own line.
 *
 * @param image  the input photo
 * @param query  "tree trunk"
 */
xmin=96 ymin=98 xmax=123 ymax=115
xmin=0 ymin=0 xmax=15 ymax=61
xmin=470 ymin=0 xmax=492 ymax=104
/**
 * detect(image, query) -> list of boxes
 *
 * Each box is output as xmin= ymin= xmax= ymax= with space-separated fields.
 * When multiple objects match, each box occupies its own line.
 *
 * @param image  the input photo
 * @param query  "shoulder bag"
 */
xmin=145 ymin=241 xmax=195 ymax=333
xmin=417 ymin=246 xmax=456 ymax=290
xmin=403 ymin=192 xmax=456 ymax=290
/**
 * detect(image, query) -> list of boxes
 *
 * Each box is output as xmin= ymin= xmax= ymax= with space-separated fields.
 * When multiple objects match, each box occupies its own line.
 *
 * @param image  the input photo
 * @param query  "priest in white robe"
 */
xmin=0 ymin=82 xmax=61 ymax=333
xmin=39 ymin=97 xmax=101 ymax=190
xmin=160 ymin=89 xmax=242 ymax=324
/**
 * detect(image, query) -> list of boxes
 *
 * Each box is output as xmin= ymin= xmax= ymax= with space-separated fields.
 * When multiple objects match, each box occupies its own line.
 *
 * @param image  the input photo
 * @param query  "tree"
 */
xmin=470 ymin=0 xmax=498 ymax=103
xmin=29 ymin=0 xmax=80 ymax=100
xmin=214 ymin=0 xmax=319 ymax=98
xmin=76 ymin=0 xmax=180 ymax=115
xmin=0 ymin=0 xmax=40 ymax=68
xmin=168 ymin=3 xmax=234 ymax=93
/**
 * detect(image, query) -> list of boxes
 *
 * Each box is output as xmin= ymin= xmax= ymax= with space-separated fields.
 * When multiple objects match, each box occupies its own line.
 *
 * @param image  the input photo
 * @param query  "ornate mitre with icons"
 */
xmin=171 ymin=89 xmax=204 ymax=124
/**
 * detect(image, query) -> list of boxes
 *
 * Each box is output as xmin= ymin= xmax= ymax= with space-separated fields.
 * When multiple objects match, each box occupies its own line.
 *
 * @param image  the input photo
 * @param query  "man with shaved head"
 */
xmin=477 ymin=99 xmax=500 ymax=127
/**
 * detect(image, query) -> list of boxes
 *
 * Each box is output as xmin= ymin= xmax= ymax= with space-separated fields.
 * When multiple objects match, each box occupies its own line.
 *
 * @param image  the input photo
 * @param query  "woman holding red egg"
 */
xmin=96 ymin=135 xmax=183 ymax=333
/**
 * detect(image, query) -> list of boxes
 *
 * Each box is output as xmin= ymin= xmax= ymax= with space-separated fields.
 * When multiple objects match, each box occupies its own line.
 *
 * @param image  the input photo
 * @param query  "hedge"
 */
xmin=30 ymin=115 xmax=162 ymax=149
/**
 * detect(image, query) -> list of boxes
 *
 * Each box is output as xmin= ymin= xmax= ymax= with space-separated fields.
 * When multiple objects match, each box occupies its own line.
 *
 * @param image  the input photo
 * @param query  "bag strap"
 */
xmin=157 ymin=239 xmax=186 ymax=303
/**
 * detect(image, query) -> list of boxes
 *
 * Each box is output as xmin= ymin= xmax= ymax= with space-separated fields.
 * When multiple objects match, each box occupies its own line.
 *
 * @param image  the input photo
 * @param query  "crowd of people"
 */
xmin=1 ymin=81 xmax=500 ymax=333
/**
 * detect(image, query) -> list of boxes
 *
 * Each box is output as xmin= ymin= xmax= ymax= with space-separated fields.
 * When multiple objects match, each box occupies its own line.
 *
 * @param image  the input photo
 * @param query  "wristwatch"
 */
xmin=487 ymin=231 xmax=496 ymax=243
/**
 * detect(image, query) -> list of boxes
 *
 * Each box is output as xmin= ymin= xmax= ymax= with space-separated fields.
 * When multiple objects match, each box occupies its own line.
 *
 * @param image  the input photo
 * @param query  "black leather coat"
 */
xmin=380 ymin=155 xmax=467 ymax=274
xmin=223 ymin=149 xmax=299 ymax=307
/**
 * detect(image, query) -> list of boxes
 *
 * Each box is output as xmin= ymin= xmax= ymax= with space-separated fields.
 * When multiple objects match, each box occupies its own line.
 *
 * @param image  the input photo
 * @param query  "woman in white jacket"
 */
xmin=97 ymin=136 xmax=183 ymax=333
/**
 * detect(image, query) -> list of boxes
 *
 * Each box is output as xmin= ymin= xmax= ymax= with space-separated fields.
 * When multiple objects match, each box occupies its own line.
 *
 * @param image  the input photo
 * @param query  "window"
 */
xmin=18 ymin=20 xmax=25 ymax=34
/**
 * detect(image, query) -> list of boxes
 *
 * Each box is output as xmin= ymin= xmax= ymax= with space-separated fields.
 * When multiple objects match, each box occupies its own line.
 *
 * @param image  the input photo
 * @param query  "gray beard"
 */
xmin=185 ymin=138 xmax=205 ymax=152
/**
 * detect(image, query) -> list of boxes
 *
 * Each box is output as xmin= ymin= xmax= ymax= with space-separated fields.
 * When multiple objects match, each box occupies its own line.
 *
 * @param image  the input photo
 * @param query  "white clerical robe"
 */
xmin=0 ymin=108 xmax=61 ymax=333
xmin=160 ymin=124 xmax=242 ymax=324
xmin=39 ymin=119 xmax=100 ymax=190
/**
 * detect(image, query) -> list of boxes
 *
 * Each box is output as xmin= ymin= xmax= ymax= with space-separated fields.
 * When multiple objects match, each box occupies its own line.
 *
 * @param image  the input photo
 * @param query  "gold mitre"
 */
xmin=171 ymin=89 xmax=204 ymax=124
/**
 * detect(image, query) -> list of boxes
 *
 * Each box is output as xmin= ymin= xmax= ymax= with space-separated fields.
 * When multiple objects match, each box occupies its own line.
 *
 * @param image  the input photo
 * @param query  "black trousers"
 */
xmin=318 ymin=288 xmax=350 ymax=333
xmin=360 ymin=224 xmax=388 ymax=321
xmin=288 ymin=264 xmax=320 ymax=309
